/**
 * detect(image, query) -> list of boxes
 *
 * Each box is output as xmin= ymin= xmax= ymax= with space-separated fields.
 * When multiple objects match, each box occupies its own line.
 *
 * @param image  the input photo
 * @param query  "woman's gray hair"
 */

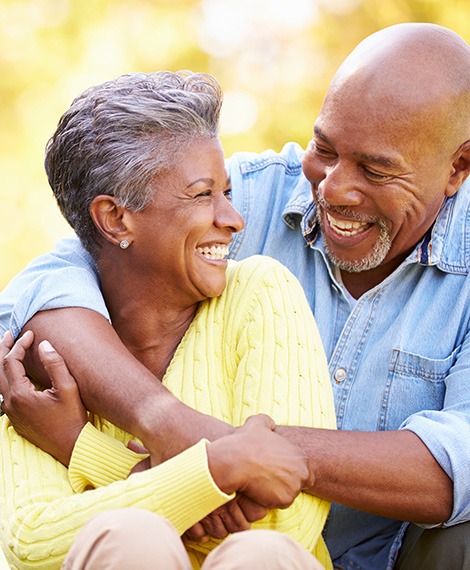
xmin=45 ymin=70 xmax=223 ymax=256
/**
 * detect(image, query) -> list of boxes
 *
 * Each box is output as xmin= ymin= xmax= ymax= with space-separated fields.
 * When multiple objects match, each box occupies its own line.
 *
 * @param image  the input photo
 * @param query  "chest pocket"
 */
xmin=379 ymin=347 xmax=458 ymax=431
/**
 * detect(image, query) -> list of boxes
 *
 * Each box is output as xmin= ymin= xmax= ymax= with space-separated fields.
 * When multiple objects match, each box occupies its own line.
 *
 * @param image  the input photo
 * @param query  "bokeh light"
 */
xmin=1 ymin=0 xmax=468 ymax=288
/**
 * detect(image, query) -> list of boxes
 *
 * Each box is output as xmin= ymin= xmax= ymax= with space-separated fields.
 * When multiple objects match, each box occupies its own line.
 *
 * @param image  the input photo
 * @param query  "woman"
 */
xmin=0 ymin=71 xmax=335 ymax=569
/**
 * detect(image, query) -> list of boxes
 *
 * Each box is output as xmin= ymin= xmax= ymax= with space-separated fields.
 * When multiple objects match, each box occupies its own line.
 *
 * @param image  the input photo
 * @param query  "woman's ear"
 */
xmin=445 ymin=139 xmax=470 ymax=197
xmin=90 ymin=195 xmax=132 ymax=247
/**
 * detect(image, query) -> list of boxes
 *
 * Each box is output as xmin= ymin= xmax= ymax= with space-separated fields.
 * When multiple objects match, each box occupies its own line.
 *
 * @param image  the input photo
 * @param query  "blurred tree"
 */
xmin=0 ymin=0 xmax=468 ymax=288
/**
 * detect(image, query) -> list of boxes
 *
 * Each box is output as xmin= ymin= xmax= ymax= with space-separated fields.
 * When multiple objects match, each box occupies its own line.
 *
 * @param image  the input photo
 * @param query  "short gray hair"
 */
xmin=45 ymin=70 xmax=223 ymax=256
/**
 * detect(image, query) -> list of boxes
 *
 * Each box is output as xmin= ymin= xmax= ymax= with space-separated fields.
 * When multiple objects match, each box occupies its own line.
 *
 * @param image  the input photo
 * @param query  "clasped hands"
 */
xmin=0 ymin=331 xmax=310 ymax=541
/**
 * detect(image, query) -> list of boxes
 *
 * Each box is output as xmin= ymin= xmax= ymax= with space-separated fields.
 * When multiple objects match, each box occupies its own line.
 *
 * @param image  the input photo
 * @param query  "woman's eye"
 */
xmin=196 ymin=190 xmax=212 ymax=198
xmin=224 ymin=189 xmax=232 ymax=200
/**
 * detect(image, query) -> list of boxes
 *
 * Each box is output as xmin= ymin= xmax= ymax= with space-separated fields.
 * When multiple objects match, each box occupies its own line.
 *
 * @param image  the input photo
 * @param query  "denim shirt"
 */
xmin=2 ymin=143 xmax=470 ymax=570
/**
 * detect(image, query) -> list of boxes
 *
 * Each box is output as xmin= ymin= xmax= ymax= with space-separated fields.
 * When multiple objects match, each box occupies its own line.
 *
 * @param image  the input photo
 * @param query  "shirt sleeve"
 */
xmin=0 ymin=418 xmax=234 ymax=570
xmin=0 ymin=236 xmax=109 ymax=339
xmin=399 ymin=327 xmax=470 ymax=527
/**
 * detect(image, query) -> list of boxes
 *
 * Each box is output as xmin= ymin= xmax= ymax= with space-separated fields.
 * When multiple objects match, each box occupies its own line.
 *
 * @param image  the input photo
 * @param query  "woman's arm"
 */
xmin=20 ymin=308 xmax=233 ymax=464
xmin=0 ymin=332 xmax=311 ymax=569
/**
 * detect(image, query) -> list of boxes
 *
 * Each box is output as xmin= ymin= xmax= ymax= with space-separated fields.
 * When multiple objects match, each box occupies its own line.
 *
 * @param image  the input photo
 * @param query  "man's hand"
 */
xmin=208 ymin=414 xmax=309 ymax=508
xmin=0 ymin=330 xmax=88 ymax=466
xmin=184 ymin=415 xmax=308 ymax=542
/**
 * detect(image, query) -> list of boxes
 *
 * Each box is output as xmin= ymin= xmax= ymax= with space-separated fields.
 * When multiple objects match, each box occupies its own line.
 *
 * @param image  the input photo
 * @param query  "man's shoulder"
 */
xmin=437 ymin=178 xmax=470 ymax=273
xmin=227 ymin=142 xmax=305 ymax=176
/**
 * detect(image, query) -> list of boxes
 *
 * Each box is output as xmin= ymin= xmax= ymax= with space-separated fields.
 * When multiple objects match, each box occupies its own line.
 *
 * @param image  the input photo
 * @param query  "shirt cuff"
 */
xmin=69 ymin=423 xmax=148 ymax=492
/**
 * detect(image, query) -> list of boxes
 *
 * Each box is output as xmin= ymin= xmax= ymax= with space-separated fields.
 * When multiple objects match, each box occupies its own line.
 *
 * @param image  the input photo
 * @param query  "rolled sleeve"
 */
xmin=400 ymin=408 xmax=470 ymax=526
xmin=0 ymin=236 xmax=109 ymax=338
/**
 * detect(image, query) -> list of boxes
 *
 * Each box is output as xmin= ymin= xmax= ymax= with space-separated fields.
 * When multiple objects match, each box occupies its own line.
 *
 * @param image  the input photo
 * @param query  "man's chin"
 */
xmin=324 ymin=244 xmax=390 ymax=273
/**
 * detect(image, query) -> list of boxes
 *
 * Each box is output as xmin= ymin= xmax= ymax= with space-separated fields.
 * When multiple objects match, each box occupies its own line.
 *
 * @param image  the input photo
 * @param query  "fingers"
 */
xmin=183 ymin=522 xmax=209 ymax=543
xmin=38 ymin=340 xmax=76 ymax=391
xmin=218 ymin=499 xmax=251 ymax=533
xmin=242 ymin=413 xmax=275 ymax=431
xmin=127 ymin=440 xmax=149 ymax=454
xmin=2 ymin=331 xmax=35 ymax=387
xmin=0 ymin=330 xmax=36 ymax=416
xmin=236 ymin=494 xmax=268 ymax=523
xmin=0 ymin=330 xmax=15 ymax=354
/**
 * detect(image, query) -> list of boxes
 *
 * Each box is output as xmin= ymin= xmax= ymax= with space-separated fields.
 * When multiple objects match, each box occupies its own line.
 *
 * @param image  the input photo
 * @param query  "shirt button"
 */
xmin=334 ymin=368 xmax=347 ymax=383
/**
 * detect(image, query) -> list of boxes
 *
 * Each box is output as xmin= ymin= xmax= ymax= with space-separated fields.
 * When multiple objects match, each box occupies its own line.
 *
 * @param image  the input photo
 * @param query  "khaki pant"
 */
xmin=62 ymin=508 xmax=324 ymax=570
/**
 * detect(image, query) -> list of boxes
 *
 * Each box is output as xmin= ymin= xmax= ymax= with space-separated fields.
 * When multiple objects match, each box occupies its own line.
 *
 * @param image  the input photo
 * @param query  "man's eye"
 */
xmin=310 ymin=141 xmax=335 ymax=157
xmin=364 ymin=168 xmax=392 ymax=181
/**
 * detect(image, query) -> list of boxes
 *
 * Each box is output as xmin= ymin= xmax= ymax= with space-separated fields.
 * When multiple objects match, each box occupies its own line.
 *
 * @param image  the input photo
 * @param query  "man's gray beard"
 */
xmin=316 ymin=208 xmax=392 ymax=273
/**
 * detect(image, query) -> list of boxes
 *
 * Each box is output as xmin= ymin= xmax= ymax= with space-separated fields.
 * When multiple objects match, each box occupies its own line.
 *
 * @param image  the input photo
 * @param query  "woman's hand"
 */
xmin=0 ymin=330 xmax=88 ymax=466
xmin=184 ymin=414 xmax=310 ymax=542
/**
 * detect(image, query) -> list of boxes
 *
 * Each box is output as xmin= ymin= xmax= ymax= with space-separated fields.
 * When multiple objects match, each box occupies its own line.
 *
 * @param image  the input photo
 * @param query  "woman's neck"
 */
xmin=97 ymin=256 xmax=199 ymax=380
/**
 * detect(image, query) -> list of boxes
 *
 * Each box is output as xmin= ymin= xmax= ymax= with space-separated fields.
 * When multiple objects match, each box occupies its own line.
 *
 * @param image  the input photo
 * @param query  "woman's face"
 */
xmin=126 ymin=137 xmax=244 ymax=307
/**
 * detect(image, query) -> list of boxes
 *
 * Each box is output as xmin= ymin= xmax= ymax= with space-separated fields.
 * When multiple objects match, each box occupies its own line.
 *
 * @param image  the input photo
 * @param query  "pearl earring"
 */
xmin=119 ymin=239 xmax=130 ymax=249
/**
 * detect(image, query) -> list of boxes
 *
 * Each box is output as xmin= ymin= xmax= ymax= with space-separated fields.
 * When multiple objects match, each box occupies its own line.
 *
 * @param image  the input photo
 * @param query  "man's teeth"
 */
xmin=326 ymin=213 xmax=370 ymax=236
xmin=196 ymin=245 xmax=229 ymax=260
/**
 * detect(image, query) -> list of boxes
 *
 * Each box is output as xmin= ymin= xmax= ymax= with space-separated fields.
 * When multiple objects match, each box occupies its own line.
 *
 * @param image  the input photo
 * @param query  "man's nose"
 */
xmin=319 ymin=163 xmax=363 ymax=207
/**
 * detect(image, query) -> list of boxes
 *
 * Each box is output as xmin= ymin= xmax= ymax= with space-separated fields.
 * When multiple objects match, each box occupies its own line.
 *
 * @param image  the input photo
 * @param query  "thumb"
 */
xmin=242 ymin=413 xmax=276 ymax=432
xmin=38 ymin=340 xmax=76 ymax=391
xmin=127 ymin=440 xmax=149 ymax=455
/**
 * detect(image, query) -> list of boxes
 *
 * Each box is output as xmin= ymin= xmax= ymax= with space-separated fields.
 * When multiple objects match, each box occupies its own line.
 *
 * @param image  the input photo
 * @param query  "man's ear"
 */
xmin=445 ymin=139 xmax=470 ymax=197
xmin=89 ymin=195 xmax=132 ymax=247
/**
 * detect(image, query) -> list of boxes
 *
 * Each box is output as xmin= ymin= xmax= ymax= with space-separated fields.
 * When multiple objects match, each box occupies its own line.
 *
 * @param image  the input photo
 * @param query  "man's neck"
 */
xmin=340 ymin=257 xmax=406 ymax=299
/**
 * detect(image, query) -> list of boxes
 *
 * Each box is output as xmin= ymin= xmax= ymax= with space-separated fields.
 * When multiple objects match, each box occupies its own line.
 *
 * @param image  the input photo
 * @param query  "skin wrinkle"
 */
xmin=303 ymin=23 xmax=470 ymax=296
xmin=6 ymin=26 xmax=469 ymax=549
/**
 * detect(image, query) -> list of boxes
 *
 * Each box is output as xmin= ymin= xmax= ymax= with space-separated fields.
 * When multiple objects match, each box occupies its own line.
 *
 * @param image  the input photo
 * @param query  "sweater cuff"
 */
xmin=144 ymin=438 xmax=235 ymax=534
xmin=69 ymin=423 xmax=147 ymax=492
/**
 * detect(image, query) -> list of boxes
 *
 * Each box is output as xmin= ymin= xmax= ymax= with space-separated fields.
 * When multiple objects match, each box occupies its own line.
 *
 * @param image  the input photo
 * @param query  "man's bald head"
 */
xmin=327 ymin=23 xmax=469 ymax=152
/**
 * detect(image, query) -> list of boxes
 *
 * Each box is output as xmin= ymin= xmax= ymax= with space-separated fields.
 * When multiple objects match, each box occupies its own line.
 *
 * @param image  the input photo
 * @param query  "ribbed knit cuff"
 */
xmin=69 ymin=423 xmax=147 ymax=492
xmin=143 ymin=439 xmax=235 ymax=534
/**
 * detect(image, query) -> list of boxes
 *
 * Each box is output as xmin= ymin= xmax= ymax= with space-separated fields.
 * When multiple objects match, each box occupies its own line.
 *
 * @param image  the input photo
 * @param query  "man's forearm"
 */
xmin=277 ymin=426 xmax=453 ymax=524
xmin=22 ymin=308 xmax=233 ymax=461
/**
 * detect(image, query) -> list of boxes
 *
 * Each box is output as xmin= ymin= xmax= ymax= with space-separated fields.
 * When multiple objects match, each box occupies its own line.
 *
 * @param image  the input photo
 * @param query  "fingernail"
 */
xmin=40 ymin=340 xmax=55 ymax=353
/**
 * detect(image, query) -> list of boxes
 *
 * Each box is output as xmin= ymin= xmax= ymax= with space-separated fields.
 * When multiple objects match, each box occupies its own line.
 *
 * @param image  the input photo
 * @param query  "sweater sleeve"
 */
xmin=0 ymin=419 xmax=234 ymax=570
xmin=223 ymin=256 xmax=336 ymax=568
xmin=68 ymin=423 xmax=148 ymax=492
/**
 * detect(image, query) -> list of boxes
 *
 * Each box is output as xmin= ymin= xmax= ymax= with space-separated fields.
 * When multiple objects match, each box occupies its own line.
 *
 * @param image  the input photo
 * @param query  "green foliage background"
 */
xmin=1 ymin=0 xmax=469 ymax=288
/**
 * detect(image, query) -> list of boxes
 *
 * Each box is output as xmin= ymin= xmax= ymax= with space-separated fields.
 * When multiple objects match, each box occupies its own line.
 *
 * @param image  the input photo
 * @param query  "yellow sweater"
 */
xmin=0 ymin=255 xmax=336 ymax=569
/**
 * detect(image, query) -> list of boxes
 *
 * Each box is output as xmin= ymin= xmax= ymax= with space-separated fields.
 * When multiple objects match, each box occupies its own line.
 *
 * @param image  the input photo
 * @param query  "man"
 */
xmin=1 ymin=22 xmax=469 ymax=569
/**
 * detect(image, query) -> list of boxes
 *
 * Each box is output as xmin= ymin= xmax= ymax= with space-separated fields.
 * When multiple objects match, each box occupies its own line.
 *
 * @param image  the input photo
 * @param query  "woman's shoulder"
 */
xmin=226 ymin=255 xmax=301 ymax=294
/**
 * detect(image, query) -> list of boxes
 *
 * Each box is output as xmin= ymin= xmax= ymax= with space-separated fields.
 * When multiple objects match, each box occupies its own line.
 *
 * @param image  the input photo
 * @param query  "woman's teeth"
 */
xmin=196 ymin=245 xmax=229 ymax=260
xmin=326 ymin=213 xmax=370 ymax=237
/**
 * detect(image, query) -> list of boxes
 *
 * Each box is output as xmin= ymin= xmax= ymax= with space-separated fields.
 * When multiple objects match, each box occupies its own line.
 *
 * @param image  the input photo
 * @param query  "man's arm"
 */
xmin=21 ymin=308 xmax=233 ymax=462
xmin=277 ymin=425 xmax=453 ymax=524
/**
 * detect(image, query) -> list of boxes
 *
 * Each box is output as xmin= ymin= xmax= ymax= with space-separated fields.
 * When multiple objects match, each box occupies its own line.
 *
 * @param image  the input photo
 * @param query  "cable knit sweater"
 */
xmin=0 ymin=255 xmax=336 ymax=569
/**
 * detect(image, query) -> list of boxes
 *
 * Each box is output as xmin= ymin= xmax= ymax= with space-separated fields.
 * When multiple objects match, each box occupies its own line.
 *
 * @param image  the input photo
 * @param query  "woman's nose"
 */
xmin=214 ymin=194 xmax=245 ymax=233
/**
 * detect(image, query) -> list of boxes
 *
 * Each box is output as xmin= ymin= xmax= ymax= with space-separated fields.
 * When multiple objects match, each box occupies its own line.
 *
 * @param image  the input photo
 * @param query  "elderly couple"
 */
xmin=1 ymin=22 xmax=469 ymax=570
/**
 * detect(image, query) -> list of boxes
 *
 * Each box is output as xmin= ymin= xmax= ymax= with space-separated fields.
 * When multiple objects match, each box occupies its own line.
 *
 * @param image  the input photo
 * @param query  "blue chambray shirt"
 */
xmin=1 ymin=142 xmax=470 ymax=570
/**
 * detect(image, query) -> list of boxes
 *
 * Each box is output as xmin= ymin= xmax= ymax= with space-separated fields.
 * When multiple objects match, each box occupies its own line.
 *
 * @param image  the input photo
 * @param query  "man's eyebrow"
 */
xmin=313 ymin=125 xmax=330 ymax=144
xmin=186 ymin=176 xmax=231 ymax=189
xmin=353 ymin=152 xmax=400 ymax=169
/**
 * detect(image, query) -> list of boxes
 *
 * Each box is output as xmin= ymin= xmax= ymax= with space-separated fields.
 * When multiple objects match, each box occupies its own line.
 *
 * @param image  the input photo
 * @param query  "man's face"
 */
xmin=302 ymin=85 xmax=455 ymax=274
